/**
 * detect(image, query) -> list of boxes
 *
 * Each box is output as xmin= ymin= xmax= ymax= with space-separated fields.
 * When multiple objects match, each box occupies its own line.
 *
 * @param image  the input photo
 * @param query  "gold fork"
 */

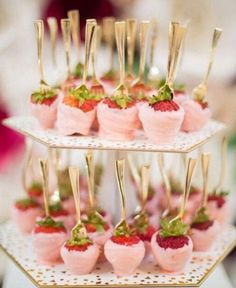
xmin=192 ymin=28 xmax=222 ymax=101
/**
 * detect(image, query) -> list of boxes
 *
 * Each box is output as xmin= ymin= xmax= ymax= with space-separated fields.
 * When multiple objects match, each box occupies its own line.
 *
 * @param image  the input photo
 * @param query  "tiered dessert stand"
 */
xmin=1 ymin=115 xmax=235 ymax=288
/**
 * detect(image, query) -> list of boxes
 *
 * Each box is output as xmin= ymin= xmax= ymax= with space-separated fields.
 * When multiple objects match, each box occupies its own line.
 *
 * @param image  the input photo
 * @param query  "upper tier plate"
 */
xmin=3 ymin=116 xmax=225 ymax=153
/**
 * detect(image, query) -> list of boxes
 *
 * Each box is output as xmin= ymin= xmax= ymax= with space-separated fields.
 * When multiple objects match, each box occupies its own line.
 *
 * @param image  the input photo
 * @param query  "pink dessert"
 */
xmin=49 ymin=203 xmax=75 ymax=231
xmin=61 ymin=238 xmax=100 ymax=275
xmin=207 ymin=194 xmax=229 ymax=224
xmin=12 ymin=198 xmax=43 ymax=233
xmin=139 ymin=94 xmax=184 ymax=144
xmin=173 ymin=85 xmax=188 ymax=105
xmin=151 ymin=218 xmax=193 ymax=273
xmin=27 ymin=182 xmax=43 ymax=205
xmin=97 ymin=95 xmax=139 ymax=141
xmin=190 ymin=220 xmax=219 ymax=251
xmin=104 ymin=234 xmax=145 ymax=276
xmin=30 ymin=89 xmax=58 ymax=129
xmin=181 ymin=99 xmax=211 ymax=132
xmin=57 ymin=85 xmax=99 ymax=135
xmin=32 ymin=217 xmax=67 ymax=264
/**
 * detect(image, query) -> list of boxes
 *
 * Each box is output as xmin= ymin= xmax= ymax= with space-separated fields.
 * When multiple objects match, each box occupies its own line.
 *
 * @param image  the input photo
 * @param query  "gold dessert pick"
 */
xmin=157 ymin=153 xmax=172 ymax=216
xmin=115 ymin=159 xmax=129 ymax=232
xmin=157 ymin=22 xmax=186 ymax=97
xmin=102 ymin=17 xmax=115 ymax=76
xmin=61 ymin=18 xmax=72 ymax=79
xmin=22 ymin=140 xmax=34 ymax=193
xmin=85 ymin=151 xmax=96 ymax=210
xmin=127 ymin=154 xmax=141 ymax=197
xmin=140 ymin=165 xmax=150 ymax=209
xmin=88 ymin=20 xmax=105 ymax=96
xmin=114 ymin=21 xmax=128 ymax=96
xmin=192 ymin=28 xmax=222 ymax=100
xmin=147 ymin=18 xmax=161 ymax=83
xmin=67 ymin=10 xmax=81 ymax=59
xmin=215 ymin=136 xmax=227 ymax=194
xmin=47 ymin=17 xmax=58 ymax=68
xmin=132 ymin=21 xmax=150 ymax=87
xmin=200 ymin=153 xmax=211 ymax=208
xmin=69 ymin=166 xmax=87 ymax=239
xmin=34 ymin=20 xmax=51 ymax=93
xmin=125 ymin=18 xmax=137 ymax=85
xmin=49 ymin=148 xmax=61 ymax=204
xmin=170 ymin=157 xmax=197 ymax=223
xmin=39 ymin=159 xmax=50 ymax=217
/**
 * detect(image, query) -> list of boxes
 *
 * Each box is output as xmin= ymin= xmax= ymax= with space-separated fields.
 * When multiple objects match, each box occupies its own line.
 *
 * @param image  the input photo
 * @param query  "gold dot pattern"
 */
xmin=3 ymin=116 xmax=225 ymax=153
xmin=0 ymin=222 xmax=235 ymax=287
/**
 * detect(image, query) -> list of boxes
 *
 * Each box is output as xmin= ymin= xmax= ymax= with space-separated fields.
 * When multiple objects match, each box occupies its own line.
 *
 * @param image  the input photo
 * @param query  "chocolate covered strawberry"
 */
xmin=139 ymin=85 xmax=184 ymax=144
xmin=190 ymin=207 xmax=219 ymax=251
xmin=57 ymin=85 xmax=100 ymax=135
xmin=30 ymin=87 xmax=58 ymax=129
xmin=48 ymin=202 xmax=75 ymax=230
xmin=12 ymin=198 xmax=43 ymax=233
xmin=207 ymin=191 xmax=229 ymax=224
xmin=97 ymin=90 xmax=139 ymax=141
xmin=151 ymin=218 xmax=193 ymax=273
xmin=32 ymin=217 xmax=67 ymax=264
xmin=27 ymin=182 xmax=43 ymax=204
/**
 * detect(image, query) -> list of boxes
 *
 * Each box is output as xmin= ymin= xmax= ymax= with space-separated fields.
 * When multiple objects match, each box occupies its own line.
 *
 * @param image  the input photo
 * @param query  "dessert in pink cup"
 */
xmin=181 ymin=98 xmax=211 ymax=132
xmin=57 ymin=85 xmax=99 ymax=135
xmin=61 ymin=223 xmax=100 ymax=275
xmin=190 ymin=207 xmax=220 ymax=251
xmin=32 ymin=217 xmax=67 ymax=264
xmin=151 ymin=218 xmax=193 ymax=273
xmin=207 ymin=193 xmax=229 ymax=224
xmin=104 ymin=232 xmax=145 ymax=276
xmin=12 ymin=198 xmax=43 ymax=233
xmin=30 ymin=88 xmax=59 ymax=129
xmin=97 ymin=94 xmax=139 ymax=141
xmin=139 ymin=89 xmax=184 ymax=144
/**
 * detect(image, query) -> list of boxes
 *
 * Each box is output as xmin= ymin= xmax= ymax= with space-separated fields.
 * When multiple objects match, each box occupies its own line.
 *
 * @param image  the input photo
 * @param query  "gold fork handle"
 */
xmin=115 ymin=159 xmax=126 ymax=221
xmin=68 ymin=10 xmax=80 ymax=55
xmin=83 ymin=21 xmax=96 ymax=84
xmin=69 ymin=166 xmax=81 ymax=223
xmin=201 ymin=153 xmax=211 ymax=207
xmin=127 ymin=18 xmax=137 ymax=75
xmin=115 ymin=21 xmax=126 ymax=85
xmin=179 ymin=157 xmax=197 ymax=218
xmin=141 ymin=165 xmax=150 ymax=207
xmin=47 ymin=17 xmax=58 ymax=68
xmin=139 ymin=21 xmax=150 ymax=81
xmin=87 ymin=19 xmax=98 ymax=81
xmin=167 ymin=22 xmax=186 ymax=87
xmin=216 ymin=136 xmax=227 ymax=193
xmin=34 ymin=20 xmax=44 ymax=84
xmin=150 ymin=18 xmax=158 ymax=67
xmin=85 ymin=152 xmax=95 ymax=209
xmin=61 ymin=19 xmax=71 ymax=78
xmin=39 ymin=159 xmax=50 ymax=217
xmin=204 ymin=28 xmax=222 ymax=84
xmin=158 ymin=153 xmax=172 ymax=212
xmin=103 ymin=17 xmax=115 ymax=71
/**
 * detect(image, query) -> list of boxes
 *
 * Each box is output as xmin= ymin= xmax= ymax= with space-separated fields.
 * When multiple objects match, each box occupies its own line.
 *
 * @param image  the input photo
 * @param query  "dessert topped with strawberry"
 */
xmin=100 ymin=70 xmax=117 ymax=83
xmin=190 ymin=207 xmax=220 ymax=251
xmin=103 ymin=93 xmax=135 ymax=109
xmin=15 ymin=198 xmax=39 ymax=211
xmin=31 ymin=87 xmax=58 ymax=106
xmin=151 ymin=218 xmax=193 ymax=273
xmin=132 ymin=210 xmax=155 ymax=242
xmin=84 ymin=211 xmax=110 ymax=233
xmin=174 ymin=83 xmax=186 ymax=96
xmin=63 ymin=85 xmax=100 ymax=112
xmin=139 ymin=83 xmax=184 ymax=144
xmin=27 ymin=182 xmax=43 ymax=199
xmin=49 ymin=202 xmax=69 ymax=217
xmin=111 ymin=221 xmax=141 ymax=246
xmin=34 ymin=216 xmax=66 ymax=234
xmin=12 ymin=197 xmax=43 ymax=233
xmin=208 ymin=191 xmax=228 ymax=208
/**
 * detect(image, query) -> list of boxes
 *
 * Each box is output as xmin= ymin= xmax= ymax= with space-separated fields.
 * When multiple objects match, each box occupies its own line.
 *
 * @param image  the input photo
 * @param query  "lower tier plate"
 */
xmin=0 ymin=222 xmax=235 ymax=288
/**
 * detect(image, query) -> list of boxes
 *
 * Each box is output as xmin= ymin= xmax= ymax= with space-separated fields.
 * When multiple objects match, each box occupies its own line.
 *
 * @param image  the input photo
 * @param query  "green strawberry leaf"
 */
xmin=31 ymin=88 xmax=57 ymax=104
xmin=37 ymin=216 xmax=64 ymax=228
xmin=192 ymin=207 xmax=209 ymax=224
xmin=159 ymin=218 xmax=189 ymax=237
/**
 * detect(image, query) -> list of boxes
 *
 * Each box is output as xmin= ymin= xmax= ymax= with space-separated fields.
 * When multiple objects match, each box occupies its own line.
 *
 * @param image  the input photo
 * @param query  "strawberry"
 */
xmin=195 ymin=100 xmax=208 ymax=110
xmin=34 ymin=225 xmax=66 ymax=234
xmin=41 ymin=96 xmax=57 ymax=106
xmin=136 ymin=226 xmax=156 ymax=242
xmin=31 ymin=91 xmax=57 ymax=106
xmin=63 ymin=96 xmax=97 ymax=112
xmin=191 ymin=220 xmax=214 ymax=231
xmin=85 ymin=222 xmax=110 ymax=233
xmin=65 ymin=242 xmax=92 ymax=252
xmin=156 ymin=233 xmax=189 ymax=249
xmin=151 ymin=100 xmax=180 ymax=112
xmin=103 ymin=97 xmax=135 ymax=109
xmin=208 ymin=195 xmax=225 ymax=208
xmin=50 ymin=209 xmax=69 ymax=217
xmin=111 ymin=235 xmax=140 ymax=246
xmin=15 ymin=198 xmax=39 ymax=211
xmin=27 ymin=183 xmax=42 ymax=198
